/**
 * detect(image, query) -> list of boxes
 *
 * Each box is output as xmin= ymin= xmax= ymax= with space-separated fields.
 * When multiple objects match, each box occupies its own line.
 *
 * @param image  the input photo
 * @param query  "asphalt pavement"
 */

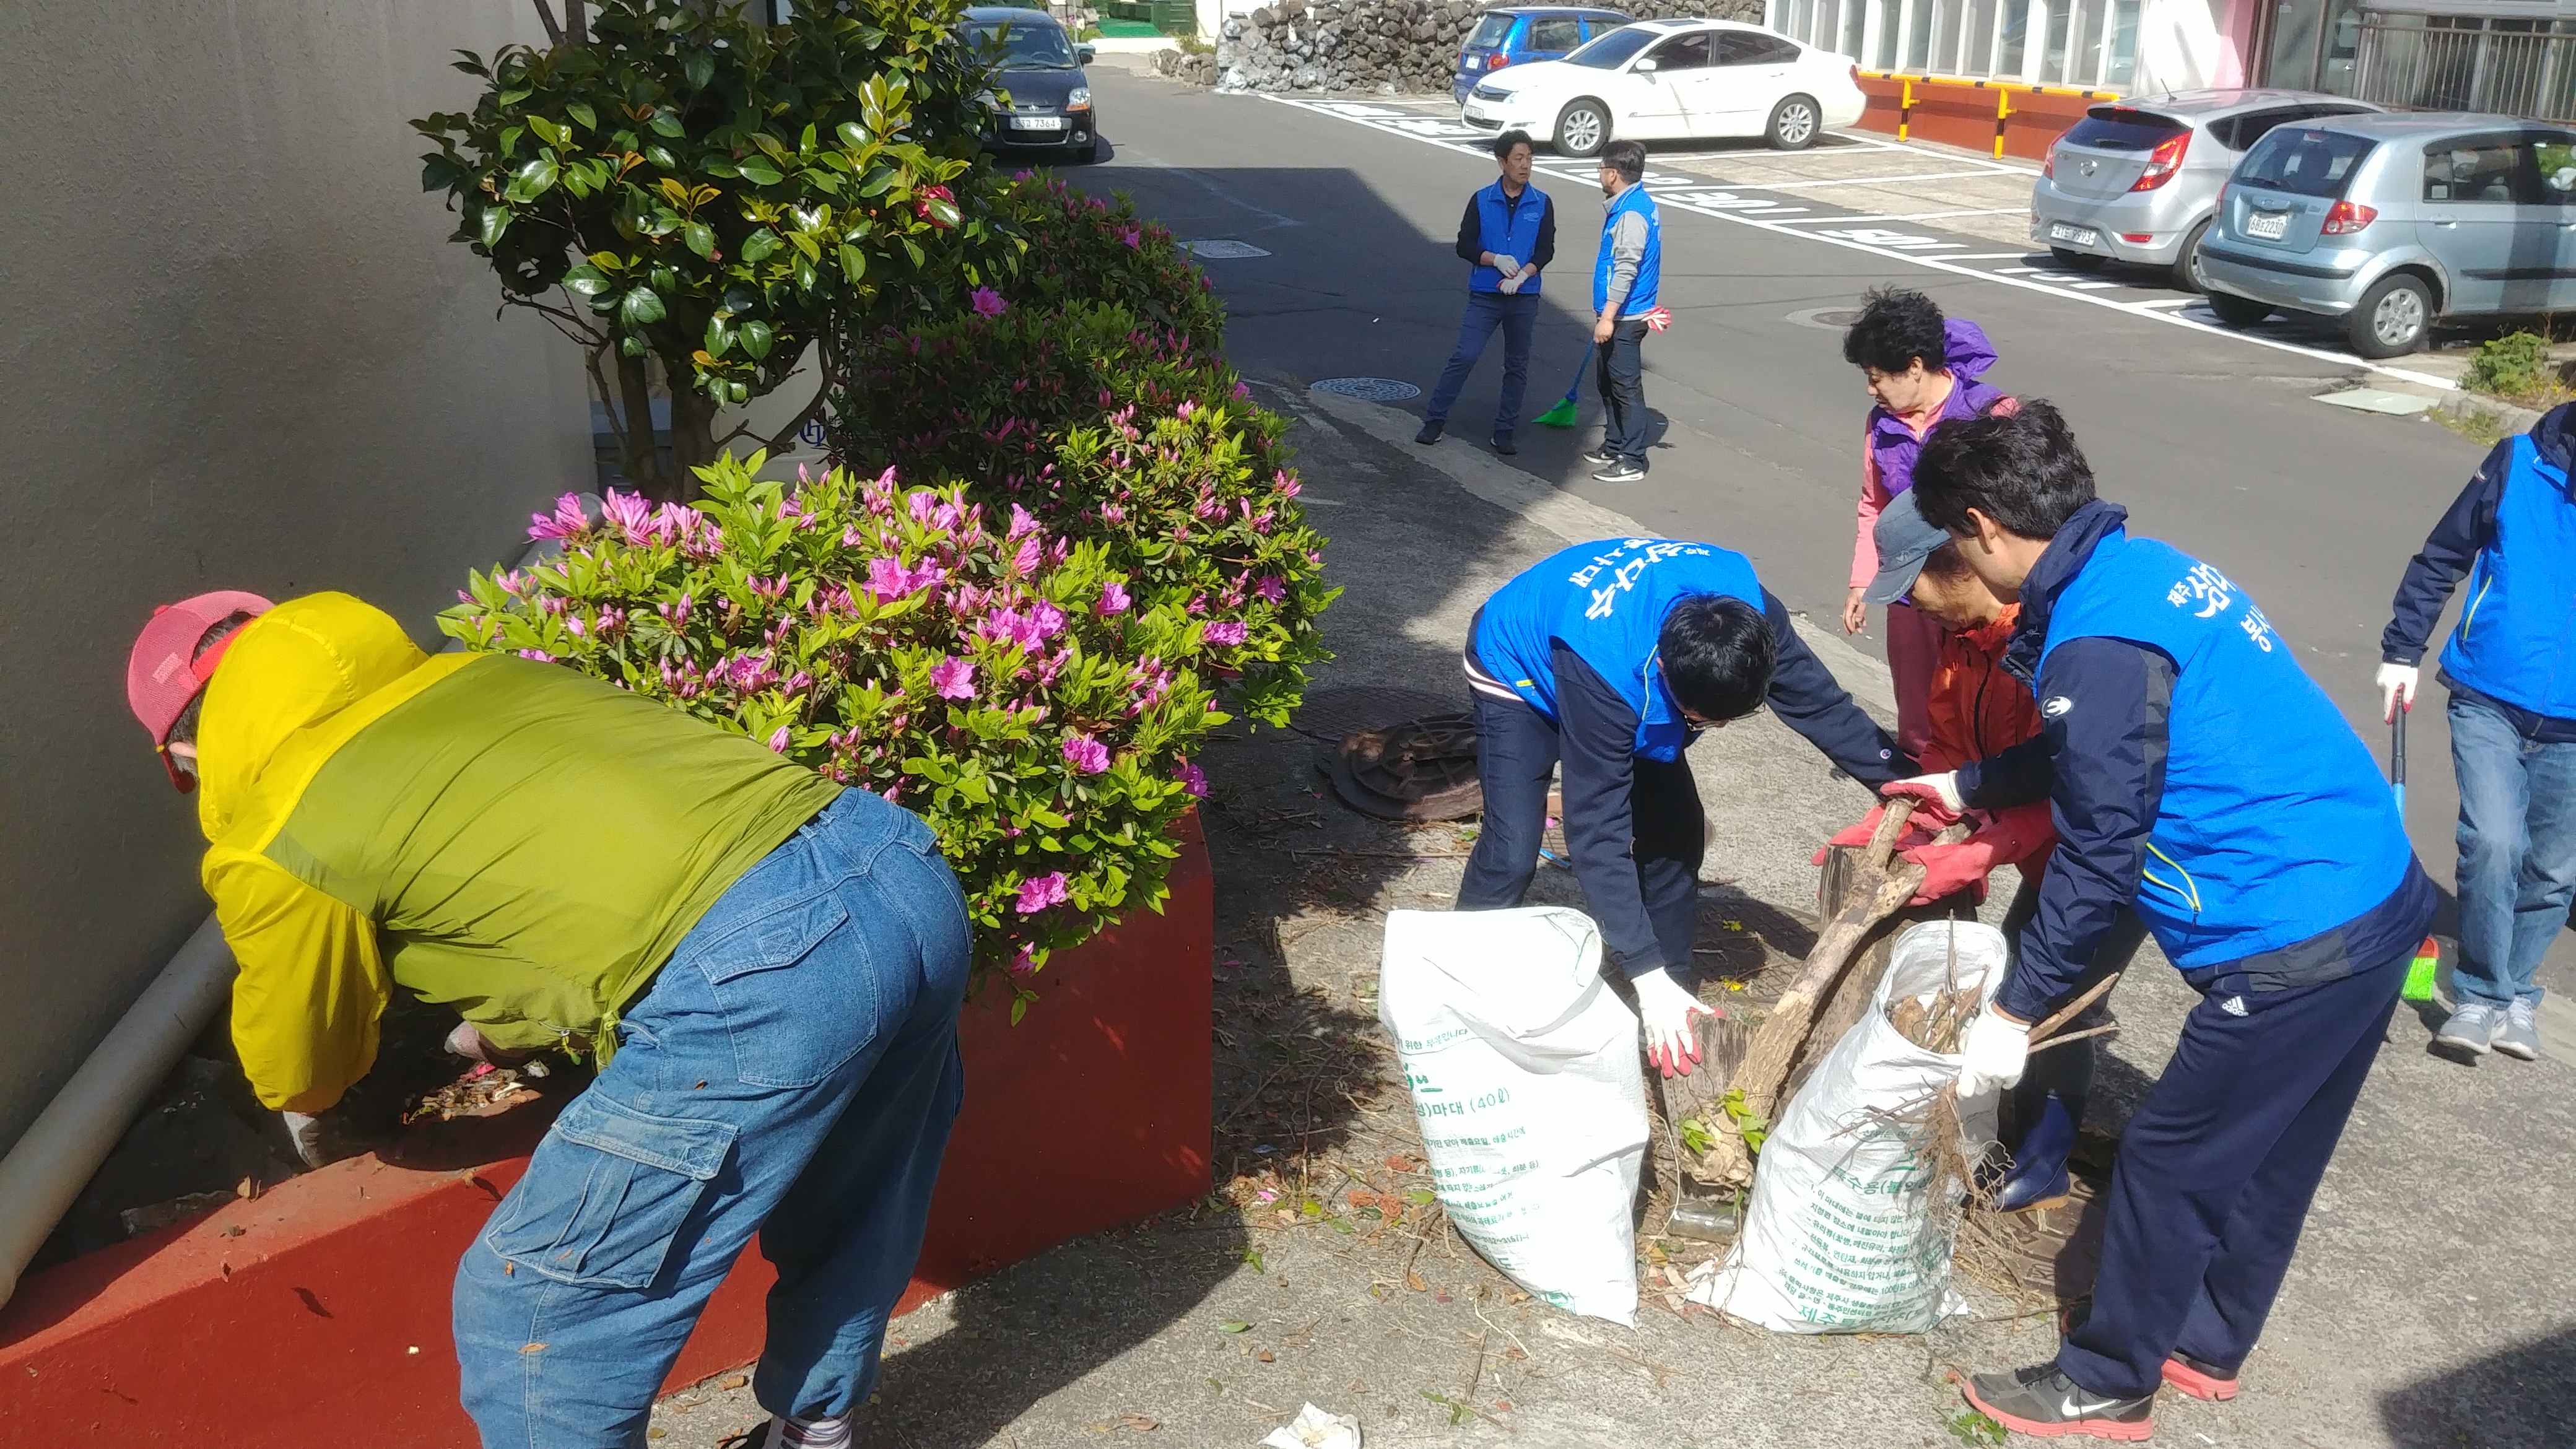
xmin=1084 ymin=63 xmax=2576 ymax=1003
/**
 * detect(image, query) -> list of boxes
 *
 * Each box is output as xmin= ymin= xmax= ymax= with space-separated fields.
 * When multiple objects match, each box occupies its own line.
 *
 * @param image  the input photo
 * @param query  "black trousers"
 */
xmin=1456 ymin=687 xmax=1703 ymax=975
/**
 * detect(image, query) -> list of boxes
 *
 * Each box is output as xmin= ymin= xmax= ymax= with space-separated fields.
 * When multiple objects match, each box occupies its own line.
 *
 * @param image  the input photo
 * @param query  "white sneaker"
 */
xmin=2435 ymin=1000 xmax=2503 ymax=1055
xmin=2494 ymin=998 xmax=2543 ymax=1060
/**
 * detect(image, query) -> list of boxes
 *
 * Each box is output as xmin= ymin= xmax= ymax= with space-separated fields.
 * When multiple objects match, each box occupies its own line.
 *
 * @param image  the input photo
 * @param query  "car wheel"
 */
xmin=2204 ymin=289 xmax=2273 ymax=328
xmin=1076 ymin=141 xmax=1099 ymax=164
xmin=2348 ymin=272 xmax=2432 ymax=359
xmin=2048 ymin=246 xmax=2107 ymax=272
xmin=1555 ymin=98 xmax=1609 ymax=158
xmin=1765 ymin=94 xmax=1821 ymax=150
xmin=2170 ymin=217 xmax=2213 ymax=294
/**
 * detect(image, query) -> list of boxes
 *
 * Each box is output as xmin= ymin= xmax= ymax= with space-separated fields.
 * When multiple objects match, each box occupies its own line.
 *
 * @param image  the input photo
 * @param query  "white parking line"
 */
xmin=1253 ymin=94 xmax=2454 ymax=389
xmin=1746 ymin=168 xmax=2038 ymax=189
xmin=1947 ymin=251 xmax=2043 ymax=259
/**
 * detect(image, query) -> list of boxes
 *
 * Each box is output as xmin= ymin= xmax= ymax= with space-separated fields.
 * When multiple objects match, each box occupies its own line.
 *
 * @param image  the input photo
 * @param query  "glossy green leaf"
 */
xmin=683 ymin=50 xmax=715 ymax=90
xmin=741 ymin=228 xmax=782 ymax=263
xmin=837 ymin=244 xmax=866 ymax=283
xmin=737 ymin=157 xmax=785 ymax=186
xmin=567 ymin=100 xmax=598 ymax=131
xmin=837 ymin=120 xmax=872 ymax=150
xmin=703 ymin=316 xmax=733 ymax=356
xmin=684 ymin=220 xmax=716 ymax=258
xmin=739 ymin=318 xmax=775 ymax=359
xmin=528 ymin=116 xmax=566 ymax=147
xmin=648 ymin=110 xmax=687 ymax=138
xmin=563 ymin=263 xmax=613 ymax=296
xmin=925 ymin=197 xmax=961 ymax=229
xmin=505 ymin=155 xmax=560 ymax=201
xmin=620 ymin=286 xmax=668 ymax=326
xmin=420 ymin=155 xmax=464 ymax=191
xmin=476 ymin=206 xmax=509 ymax=248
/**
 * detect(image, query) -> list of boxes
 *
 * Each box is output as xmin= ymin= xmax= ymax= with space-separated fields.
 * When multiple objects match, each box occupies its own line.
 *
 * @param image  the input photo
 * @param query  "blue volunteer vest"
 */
xmin=1468 ymin=180 xmax=1548 ymax=295
xmin=1474 ymin=537 xmax=1762 ymax=763
xmin=2440 ymin=433 xmax=2576 ymax=719
xmin=2042 ymin=529 xmax=2413 ymax=968
xmin=1591 ymin=185 xmax=1661 ymax=318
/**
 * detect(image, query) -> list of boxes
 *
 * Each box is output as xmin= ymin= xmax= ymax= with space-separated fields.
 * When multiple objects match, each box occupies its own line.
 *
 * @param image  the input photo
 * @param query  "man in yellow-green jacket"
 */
xmin=126 ymin=590 xmax=970 ymax=1449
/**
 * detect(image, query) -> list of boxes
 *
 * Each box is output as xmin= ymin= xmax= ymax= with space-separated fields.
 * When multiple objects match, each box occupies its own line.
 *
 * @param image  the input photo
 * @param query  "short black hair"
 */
xmin=1919 ymin=541 xmax=1976 ymax=581
xmin=1910 ymin=399 xmax=2098 ymax=540
xmin=1840 ymin=286 xmax=1947 ymax=375
xmin=163 ymin=614 xmax=253 ymax=749
xmin=1492 ymin=129 xmax=1534 ymax=162
xmin=1601 ymin=140 xmax=1645 ymax=184
xmin=1659 ymin=594 xmax=1775 ymax=723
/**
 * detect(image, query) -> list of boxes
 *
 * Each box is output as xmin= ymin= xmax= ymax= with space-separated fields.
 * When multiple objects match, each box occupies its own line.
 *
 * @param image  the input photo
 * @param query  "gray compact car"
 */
xmin=2200 ymin=113 xmax=2576 ymax=357
xmin=2031 ymin=90 xmax=2383 ymax=291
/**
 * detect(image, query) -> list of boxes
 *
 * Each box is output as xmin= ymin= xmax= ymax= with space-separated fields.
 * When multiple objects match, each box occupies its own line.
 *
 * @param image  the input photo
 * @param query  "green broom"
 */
xmin=1531 ymin=349 xmax=1592 ymax=429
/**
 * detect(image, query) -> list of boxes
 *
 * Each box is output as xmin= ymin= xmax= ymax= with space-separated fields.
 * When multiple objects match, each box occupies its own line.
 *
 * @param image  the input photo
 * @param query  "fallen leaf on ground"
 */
xmin=1220 ymin=1320 xmax=1254 ymax=1333
xmin=1115 ymin=1412 xmax=1160 ymax=1431
xmin=718 ymin=1373 xmax=748 ymax=1390
xmin=1406 ymin=1271 xmax=1427 ymax=1292
xmin=1383 ymin=1155 xmax=1415 ymax=1171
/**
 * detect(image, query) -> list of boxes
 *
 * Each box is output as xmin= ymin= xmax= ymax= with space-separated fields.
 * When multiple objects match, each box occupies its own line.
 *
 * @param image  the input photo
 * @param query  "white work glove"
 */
xmin=2377 ymin=661 xmax=2419 ymax=723
xmin=1490 ymin=253 xmax=1523 ymax=278
xmin=1881 ymin=770 xmax=1965 ymax=825
xmin=1954 ymin=1007 xmax=2031 ymax=1098
xmin=1635 ymin=967 xmax=1718 ymax=1079
xmin=1497 ymin=268 xmax=1528 ymax=295
xmin=281 ymin=1110 xmax=331 ymax=1170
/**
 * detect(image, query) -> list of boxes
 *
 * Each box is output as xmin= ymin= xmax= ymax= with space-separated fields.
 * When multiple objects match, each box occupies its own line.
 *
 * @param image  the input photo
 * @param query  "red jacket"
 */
xmin=1922 ymin=606 xmax=2055 ymax=875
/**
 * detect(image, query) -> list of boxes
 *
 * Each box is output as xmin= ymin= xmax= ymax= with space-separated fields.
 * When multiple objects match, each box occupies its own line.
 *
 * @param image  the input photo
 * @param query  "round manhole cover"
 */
xmin=1186 ymin=239 xmax=1271 ymax=258
xmin=1785 ymin=305 xmax=1866 ymax=332
xmin=1310 ymin=377 xmax=1422 ymax=403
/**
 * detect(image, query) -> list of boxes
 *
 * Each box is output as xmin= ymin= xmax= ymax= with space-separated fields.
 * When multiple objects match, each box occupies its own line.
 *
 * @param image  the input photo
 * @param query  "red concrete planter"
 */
xmin=0 ymin=818 xmax=1212 ymax=1447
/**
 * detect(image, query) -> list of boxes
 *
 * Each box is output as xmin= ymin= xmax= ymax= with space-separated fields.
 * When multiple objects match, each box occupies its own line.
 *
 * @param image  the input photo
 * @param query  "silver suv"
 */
xmin=2198 ymin=113 xmax=2576 ymax=357
xmin=2032 ymin=90 xmax=2382 ymax=292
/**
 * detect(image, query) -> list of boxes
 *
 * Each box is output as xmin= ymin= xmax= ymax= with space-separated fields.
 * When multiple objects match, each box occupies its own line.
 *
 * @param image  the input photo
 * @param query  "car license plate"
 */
xmin=1465 ymin=104 xmax=1489 ymax=120
xmin=1009 ymin=115 xmax=1066 ymax=131
xmin=2047 ymin=222 xmax=2098 ymax=247
xmin=2245 ymin=209 xmax=2291 ymax=241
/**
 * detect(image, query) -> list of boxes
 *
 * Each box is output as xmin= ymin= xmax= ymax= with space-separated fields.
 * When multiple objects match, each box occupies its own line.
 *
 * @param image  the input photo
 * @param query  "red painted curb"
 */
xmin=0 ymin=818 xmax=1213 ymax=1446
xmin=1853 ymin=76 xmax=2095 ymax=163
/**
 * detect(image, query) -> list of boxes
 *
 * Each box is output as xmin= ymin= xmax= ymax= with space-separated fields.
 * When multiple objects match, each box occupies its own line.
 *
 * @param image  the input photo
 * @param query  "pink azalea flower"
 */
xmin=1007 ymin=503 xmax=1040 ymax=539
xmin=1015 ymin=871 xmax=1069 ymax=915
xmin=1061 ymin=733 xmax=1110 ymax=774
xmin=599 ymin=489 xmax=653 ymax=543
xmin=1098 ymin=580 xmax=1130 ymax=615
xmin=1029 ymin=601 xmax=1068 ymax=639
xmin=1254 ymin=576 xmax=1286 ymax=604
xmin=528 ymin=492 xmax=589 ymax=540
xmin=518 ymin=648 xmax=555 ymax=662
xmin=1006 ymin=945 xmax=1041 ymax=978
xmin=970 ymin=286 xmax=1007 ymax=318
xmin=931 ymin=656 xmax=977 ymax=700
xmin=1178 ymin=758 xmax=1209 ymax=798
xmin=767 ymin=726 xmax=792 ymax=753
xmin=1203 ymin=620 xmax=1249 ymax=646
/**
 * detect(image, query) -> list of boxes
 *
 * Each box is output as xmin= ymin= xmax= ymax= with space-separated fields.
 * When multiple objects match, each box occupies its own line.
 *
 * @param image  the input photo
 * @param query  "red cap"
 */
xmin=128 ymin=591 xmax=274 ymax=791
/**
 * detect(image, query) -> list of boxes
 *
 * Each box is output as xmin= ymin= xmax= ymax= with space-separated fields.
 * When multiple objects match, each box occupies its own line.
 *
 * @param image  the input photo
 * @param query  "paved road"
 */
xmin=1084 ymin=67 xmax=2576 ymax=994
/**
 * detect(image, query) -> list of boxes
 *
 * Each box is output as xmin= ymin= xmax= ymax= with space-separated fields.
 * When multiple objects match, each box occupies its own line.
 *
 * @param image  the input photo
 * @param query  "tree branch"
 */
xmin=531 ymin=0 xmax=565 ymax=45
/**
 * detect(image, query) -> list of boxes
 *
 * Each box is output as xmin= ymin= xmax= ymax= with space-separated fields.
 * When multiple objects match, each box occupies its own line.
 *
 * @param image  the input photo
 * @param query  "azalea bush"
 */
xmin=442 ymin=460 xmax=1224 ymax=993
xmin=983 ymin=174 xmax=1225 ymax=350
xmin=829 ymin=299 xmax=1333 ymax=726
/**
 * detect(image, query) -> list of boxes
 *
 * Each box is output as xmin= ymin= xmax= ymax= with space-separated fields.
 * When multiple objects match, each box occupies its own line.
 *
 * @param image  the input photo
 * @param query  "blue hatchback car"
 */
xmin=1452 ymin=6 xmax=1636 ymax=105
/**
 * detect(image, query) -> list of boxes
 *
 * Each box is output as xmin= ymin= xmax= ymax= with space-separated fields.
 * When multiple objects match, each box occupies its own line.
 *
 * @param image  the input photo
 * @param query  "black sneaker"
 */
xmin=1414 ymin=419 xmax=1444 ymax=445
xmin=1490 ymin=434 xmax=1518 ymax=456
xmin=1579 ymin=445 xmax=1619 ymax=465
xmin=1959 ymin=1364 xmax=2155 ymax=1442
xmin=1592 ymin=461 xmax=1646 ymax=483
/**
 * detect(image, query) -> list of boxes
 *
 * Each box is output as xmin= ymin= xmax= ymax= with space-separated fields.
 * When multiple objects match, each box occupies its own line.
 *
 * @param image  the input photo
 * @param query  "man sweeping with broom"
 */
xmin=1902 ymin=405 xmax=2434 ymax=1440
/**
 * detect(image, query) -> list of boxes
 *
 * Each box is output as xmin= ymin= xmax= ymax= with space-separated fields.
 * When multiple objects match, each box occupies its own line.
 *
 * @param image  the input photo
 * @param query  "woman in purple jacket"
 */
xmin=1838 ymin=288 xmax=2015 ymax=759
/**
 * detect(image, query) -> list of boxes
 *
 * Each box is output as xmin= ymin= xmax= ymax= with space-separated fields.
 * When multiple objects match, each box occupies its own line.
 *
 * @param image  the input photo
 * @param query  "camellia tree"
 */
xmin=414 ymin=0 xmax=1016 ymax=498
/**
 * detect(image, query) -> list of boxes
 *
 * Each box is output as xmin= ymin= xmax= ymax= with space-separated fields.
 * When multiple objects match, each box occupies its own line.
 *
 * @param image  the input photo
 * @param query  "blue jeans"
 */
xmin=2448 ymin=690 xmax=2576 ymax=1006
xmin=1595 ymin=318 xmax=1650 ymax=466
xmin=1425 ymin=290 xmax=1539 ymax=438
xmin=453 ymin=789 xmax=972 ymax=1447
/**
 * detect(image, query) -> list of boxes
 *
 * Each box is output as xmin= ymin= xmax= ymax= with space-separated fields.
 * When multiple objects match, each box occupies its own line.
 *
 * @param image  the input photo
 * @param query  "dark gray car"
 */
xmin=964 ymin=6 xmax=1099 ymax=163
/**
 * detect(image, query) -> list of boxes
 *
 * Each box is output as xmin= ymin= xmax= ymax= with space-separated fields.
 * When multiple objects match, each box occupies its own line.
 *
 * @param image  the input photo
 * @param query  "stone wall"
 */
xmin=1193 ymin=0 xmax=1760 ymax=95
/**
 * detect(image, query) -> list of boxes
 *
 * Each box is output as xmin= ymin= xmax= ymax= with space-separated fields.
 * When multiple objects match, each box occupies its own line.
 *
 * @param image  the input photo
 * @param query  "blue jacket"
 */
xmin=1962 ymin=503 xmax=2422 ymax=1019
xmin=1457 ymin=179 xmax=1556 ymax=295
xmin=1591 ymin=185 xmax=1661 ymax=318
xmin=2384 ymin=402 xmax=2576 ymax=736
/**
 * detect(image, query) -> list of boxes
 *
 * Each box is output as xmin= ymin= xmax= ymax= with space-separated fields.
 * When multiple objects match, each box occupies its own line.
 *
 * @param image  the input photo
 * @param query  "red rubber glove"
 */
xmin=1900 ymin=835 xmax=2001 ymax=907
xmin=1809 ymin=803 xmax=1936 ymax=865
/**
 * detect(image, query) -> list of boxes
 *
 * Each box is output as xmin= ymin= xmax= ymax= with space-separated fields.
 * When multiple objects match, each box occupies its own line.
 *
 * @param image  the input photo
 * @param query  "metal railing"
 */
xmin=2355 ymin=14 xmax=2576 ymax=123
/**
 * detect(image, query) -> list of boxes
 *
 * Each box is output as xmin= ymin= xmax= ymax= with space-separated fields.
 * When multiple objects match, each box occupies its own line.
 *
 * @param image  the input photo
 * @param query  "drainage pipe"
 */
xmin=0 ymin=915 xmax=235 ymax=1307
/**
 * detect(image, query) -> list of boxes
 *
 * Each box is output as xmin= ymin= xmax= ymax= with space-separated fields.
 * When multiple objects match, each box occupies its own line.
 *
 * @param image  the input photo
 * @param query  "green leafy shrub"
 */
xmin=414 ymin=0 xmax=1016 ymax=495
xmin=442 ymin=463 xmax=1221 ymax=992
xmin=827 ymin=299 xmax=1333 ymax=727
xmin=983 ymin=173 xmax=1225 ymax=348
xmin=2463 ymin=330 xmax=2557 ymax=402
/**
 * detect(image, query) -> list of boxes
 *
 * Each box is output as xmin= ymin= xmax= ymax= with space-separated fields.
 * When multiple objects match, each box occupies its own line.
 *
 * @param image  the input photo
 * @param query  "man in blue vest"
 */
xmin=1459 ymin=537 xmax=1910 ymax=1077
xmin=1901 ymin=404 xmax=2434 ymax=1440
xmin=2379 ymin=402 xmax=2576 ymax=1063
xmin=1417 ymin=129 xmax=1557 ymax=456
xmin=1585 ymin=139 xmax=1661 ymax=484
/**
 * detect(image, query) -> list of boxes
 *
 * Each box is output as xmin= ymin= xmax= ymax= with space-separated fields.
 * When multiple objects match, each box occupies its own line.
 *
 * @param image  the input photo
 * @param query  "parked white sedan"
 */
xmin=1460 ymin=19 xmax=1865 ymax=155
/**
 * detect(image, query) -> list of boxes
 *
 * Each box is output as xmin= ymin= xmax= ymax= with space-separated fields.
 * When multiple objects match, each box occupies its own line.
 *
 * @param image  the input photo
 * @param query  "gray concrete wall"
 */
xmin=0 ymin=1 xmax=593 ymax=1154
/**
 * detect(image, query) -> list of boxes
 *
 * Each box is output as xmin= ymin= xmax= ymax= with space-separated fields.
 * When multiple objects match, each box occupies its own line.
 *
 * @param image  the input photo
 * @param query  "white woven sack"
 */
xmin=1378 ymin=907 xmax=1647 ymax=1326
xmin=1692 ymin=920 xmax=2008 ymax=1333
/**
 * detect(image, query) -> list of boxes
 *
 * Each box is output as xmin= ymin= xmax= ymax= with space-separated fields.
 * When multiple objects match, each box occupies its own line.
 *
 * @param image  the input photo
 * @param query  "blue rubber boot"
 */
xmin=1997 ymin=1091 xmax=2078 ymax=1211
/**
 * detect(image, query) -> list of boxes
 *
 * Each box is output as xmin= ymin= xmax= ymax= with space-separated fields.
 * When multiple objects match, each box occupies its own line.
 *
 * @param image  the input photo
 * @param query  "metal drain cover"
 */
xmin=1310 ymin=376 xmax=1423 ymax=403
xmin=1785 ymin=305 xmax=1866 ymax=332
xmin=1186 ymin=239 xmax=1271 ymax=258
xmin=1291 ymin=685 xmax=1463 ymax=741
